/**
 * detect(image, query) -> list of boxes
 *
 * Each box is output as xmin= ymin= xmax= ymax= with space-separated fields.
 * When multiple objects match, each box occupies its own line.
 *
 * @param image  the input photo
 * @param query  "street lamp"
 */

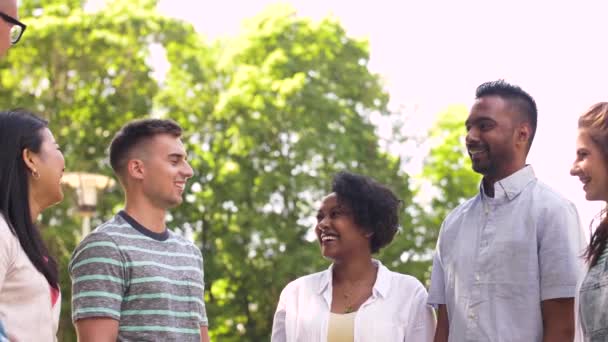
xmin=62 ymin=172 xmax=115 ymax=239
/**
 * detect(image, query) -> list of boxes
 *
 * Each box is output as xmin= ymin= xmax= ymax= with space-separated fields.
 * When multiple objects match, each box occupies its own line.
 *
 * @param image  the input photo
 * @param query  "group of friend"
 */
xmin=270 ymin=83 xmax=608 ymax=342
xmin=1 ymin=1 xmax=608 ymax=342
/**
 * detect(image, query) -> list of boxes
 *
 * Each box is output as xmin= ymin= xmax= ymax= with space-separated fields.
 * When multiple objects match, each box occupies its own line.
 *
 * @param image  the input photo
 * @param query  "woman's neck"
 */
xmin=28 ymin=196 xmax=41 ymax=222
xmin=332 ymin=256 xmax=376 ymax=285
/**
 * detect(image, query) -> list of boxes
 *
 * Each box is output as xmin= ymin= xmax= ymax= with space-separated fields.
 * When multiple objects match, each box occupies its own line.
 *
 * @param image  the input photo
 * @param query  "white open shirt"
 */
xmin=271 ymin=259 xmax=436 ymax=341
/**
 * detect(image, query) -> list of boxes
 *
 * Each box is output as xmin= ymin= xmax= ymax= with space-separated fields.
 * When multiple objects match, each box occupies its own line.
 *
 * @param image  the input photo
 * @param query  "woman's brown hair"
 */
xmin=579 ymin=102 xmax=608 ymax=266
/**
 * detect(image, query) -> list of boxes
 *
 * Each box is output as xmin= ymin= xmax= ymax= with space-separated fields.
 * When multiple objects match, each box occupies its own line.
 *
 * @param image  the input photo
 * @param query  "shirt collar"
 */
xmin=317 ymin=259 xmax=391 ymax=299
xmin=480 ymin=165 xmax=536 ymax=201
xmin=118 ymin=210 xmax=170 ymax=241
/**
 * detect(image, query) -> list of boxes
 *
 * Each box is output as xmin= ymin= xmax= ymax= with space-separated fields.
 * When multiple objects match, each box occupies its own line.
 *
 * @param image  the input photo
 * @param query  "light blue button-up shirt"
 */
xmin=428 ymin=165 xmax=585 ymax=342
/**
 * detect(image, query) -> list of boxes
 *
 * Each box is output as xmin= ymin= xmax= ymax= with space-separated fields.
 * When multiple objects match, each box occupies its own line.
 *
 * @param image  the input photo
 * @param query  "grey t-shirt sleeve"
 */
xmin=69 ymin=232 xmax=126 ymax=322
xmin=195 ymin=247 xmax=208 ymax=327
xmin=538 ymin=201 xmax=584 ymax=301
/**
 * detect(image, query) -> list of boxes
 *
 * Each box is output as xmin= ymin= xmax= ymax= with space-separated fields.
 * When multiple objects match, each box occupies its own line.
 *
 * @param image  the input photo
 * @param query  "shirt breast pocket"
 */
xmin=491 ymin=239 xmax=535 ymax=284
xmin=580 ymin=265 xmax=608 ymax=340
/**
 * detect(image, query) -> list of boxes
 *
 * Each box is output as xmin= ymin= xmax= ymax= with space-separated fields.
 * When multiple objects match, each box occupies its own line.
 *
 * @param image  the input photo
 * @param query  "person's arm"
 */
xmin=541 ymin=298 xmax=574 ymax=342
xmin=271 ymin=283 xmax=292 ymax=342
xmin=434 ymin=304 xmax=449 ymax=342
xmin=0 ymin=217 xmax=17 ymax=289
xmin=195 ymin=249 xmax=210 ymax=342
xmin=537 ymin=201 xmax=582 ymax=342
xmin=75 ymin=318 xmax=119 ymax=342
xmin=0 ymin=220 xmax=18 ymax=341
xmin=428 ymin=223 xmax=448 ymax=342
xmin=200 ymin=326 xmax=210 ymax=342
xmin=404 ymin=285 xmax=436 ymax=342
xmin=69 ymin=233 xmax=125 ymax=341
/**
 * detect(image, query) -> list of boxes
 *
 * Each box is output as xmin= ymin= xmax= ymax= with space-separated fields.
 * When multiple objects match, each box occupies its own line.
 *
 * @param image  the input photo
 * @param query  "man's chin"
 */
xmin=471 ymin=162 xmax=490 ymax=175
xmin=164 ymin=197 xmax=183 ymax=209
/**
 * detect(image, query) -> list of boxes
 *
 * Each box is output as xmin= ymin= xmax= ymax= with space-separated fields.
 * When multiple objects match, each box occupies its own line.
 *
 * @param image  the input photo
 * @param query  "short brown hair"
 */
xmin=109 ymin=119 xmax=182 ymax=177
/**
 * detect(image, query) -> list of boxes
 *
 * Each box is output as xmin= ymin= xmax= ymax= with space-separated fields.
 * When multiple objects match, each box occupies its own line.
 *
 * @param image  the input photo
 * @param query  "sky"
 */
xmin=129 ymin=0 xmax=608 ymax=230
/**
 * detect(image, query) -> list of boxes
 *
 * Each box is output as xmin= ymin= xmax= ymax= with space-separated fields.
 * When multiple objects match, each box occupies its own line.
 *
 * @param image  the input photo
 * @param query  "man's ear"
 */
xmin=517 ymin=122 xmax=532 ymax=146
xmin=127 ymin=159 xmax=145 ymax=180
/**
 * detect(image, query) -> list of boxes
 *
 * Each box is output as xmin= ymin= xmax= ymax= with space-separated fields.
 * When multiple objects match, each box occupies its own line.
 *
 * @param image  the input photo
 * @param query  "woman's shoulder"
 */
xmin=280 ymin=269 xmax=329 ymax=295
xmin=382 ymin=266 xmax=428 ymax=293
xmin=0 ymin=214 xmax=19 ymax=263
xmin=0 ymin=214 xmax=14 ymax=241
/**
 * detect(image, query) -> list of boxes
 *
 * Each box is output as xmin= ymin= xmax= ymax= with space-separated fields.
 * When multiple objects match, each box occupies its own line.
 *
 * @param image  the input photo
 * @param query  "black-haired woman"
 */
xmin=0 ymin=110 xmax=65 ymax=341
xmin=272 ymin=171 xmax=435 ymax=341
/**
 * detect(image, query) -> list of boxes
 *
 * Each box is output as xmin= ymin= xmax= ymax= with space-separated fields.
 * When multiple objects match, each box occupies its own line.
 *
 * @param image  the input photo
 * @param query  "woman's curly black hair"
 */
xmin=331 ymin=171 xmax=401 ymax=253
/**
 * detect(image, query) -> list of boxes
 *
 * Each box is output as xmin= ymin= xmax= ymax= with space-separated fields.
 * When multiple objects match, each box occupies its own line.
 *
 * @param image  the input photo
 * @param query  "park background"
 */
xmin=1 ymin=0 xmax=606 ymax=340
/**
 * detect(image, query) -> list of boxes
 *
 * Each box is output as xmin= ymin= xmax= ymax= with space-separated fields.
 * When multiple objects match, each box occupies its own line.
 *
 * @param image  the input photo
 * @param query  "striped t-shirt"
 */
xmin=69 ymin=211 xmax=207 ymax=341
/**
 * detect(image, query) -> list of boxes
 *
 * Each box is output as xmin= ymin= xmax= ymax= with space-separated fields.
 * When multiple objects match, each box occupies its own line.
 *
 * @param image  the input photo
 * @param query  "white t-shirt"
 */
xmin=0 ymin=214 xmax=60 ymax=341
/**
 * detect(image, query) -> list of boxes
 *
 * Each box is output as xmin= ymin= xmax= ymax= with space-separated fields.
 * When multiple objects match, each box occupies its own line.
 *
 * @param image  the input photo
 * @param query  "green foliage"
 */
xmin=0 ymin=2 xmax=451 ymax=340
xmin=418 ymin=105 xmax=481 ymax=250
xmin=423 ymin=105 xmax=480 ymax=206
xmin=160 ymin=5 xmax=416 ymax=340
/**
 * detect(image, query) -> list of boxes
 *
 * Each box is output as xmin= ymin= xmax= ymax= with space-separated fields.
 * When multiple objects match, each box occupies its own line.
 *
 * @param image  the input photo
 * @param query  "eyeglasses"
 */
xmin=0 ymin=11 xmax=26 ymax=45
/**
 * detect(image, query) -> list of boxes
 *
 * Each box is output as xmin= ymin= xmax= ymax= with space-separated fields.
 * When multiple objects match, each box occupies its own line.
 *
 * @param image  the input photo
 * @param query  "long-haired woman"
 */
xmin=571 ymin=102 xmax=608 ymax=341
xmin=0 ymin=110 xmax=65 ymax=341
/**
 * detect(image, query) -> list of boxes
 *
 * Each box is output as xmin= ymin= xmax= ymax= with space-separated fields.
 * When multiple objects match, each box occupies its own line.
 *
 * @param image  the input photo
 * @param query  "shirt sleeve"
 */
xmin=405 ymin=284 xmax=437 ymax=342
xmin=538 ymin=200 xmax=585 ymax=301
xmin=271 ymin=284 xmax=291 ymax=342
xmin=69 ymin=232 xmax=126 ymax=322
xmin=0 ymin=218 xmax=17 ymax=289
xmin=195 ymin=247 xmax=208 ymax=327
xmin=428 ymin=222 xmax=446 ymax=306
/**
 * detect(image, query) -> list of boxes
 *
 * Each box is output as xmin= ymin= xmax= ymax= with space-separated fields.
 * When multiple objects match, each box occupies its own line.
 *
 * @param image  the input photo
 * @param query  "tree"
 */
xmin=158 ymin=4 xmax=418 ymax=340
xmin=1 ymin=1 xmax=434 ymax=340
xmin=418 ymin=105 xmax=481 ymax=259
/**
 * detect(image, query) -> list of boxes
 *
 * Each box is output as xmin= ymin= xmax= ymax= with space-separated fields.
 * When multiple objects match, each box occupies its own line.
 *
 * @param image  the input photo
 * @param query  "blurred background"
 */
xmin=1 ymin=0 xmax=605 ymax=340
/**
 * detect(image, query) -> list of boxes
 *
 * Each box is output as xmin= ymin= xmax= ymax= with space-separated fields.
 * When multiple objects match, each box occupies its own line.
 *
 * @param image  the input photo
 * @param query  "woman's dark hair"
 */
xmin=0 ymin=110 xmax=58 ymax=289
xmin=331 ymin=171 xmax=401 ymax=253
xmin=578 ymin=102 xmax=608 ymax=266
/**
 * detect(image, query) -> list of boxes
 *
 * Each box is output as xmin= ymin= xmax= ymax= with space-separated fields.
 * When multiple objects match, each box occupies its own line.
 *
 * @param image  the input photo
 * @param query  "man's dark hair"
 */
xmin=109 ymin=119 xmax=182 ymax=178
xmin=331 ymin=171 xmax=401 ymax=254
xmin=476 ymin=80 xmax=538 ymax=149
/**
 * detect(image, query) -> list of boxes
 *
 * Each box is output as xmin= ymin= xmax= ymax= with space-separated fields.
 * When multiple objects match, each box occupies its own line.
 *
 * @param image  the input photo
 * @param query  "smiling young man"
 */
xmin=69 ymin=119 xmax=210 ymax=342
xmin=428 ymin=80 xmax=584 ymax=342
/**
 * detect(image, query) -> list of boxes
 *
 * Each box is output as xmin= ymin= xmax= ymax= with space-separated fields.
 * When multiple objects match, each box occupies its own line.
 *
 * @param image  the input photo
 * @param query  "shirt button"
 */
xmin=475 ymin=273 xmax=480 ymax=281
xmin=469 ymin=313 xmax=476 ymax=320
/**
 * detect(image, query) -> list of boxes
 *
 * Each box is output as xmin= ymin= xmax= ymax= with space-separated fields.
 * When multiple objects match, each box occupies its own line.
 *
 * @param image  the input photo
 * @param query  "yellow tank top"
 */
xmin=327 ymin=312 xmax=356 ymax=342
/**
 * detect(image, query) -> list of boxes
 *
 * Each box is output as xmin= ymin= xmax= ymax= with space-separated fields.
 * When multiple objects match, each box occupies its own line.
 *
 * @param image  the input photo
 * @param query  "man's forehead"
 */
xmin=469 ymin=96 xmax=512 ymax=118
xmin=138 ymin=134 xmax=187 ymax=156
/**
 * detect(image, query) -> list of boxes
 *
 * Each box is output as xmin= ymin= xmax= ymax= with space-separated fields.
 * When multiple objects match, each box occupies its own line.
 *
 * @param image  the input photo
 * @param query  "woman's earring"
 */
xmin=32 ymin=169 xmax=40 ymax=179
